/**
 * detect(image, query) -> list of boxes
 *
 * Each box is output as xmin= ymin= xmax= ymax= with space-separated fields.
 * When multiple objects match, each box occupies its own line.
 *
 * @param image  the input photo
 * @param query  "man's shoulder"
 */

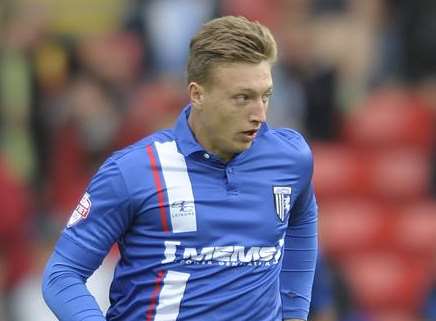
xmin=270 ymin=128 xmax=305 ymax=142
xmin=267 ymin=128 xmax=312 ymax=159
xmin=87 ymin=129 xmax=176 ymax=194
xmin=110 ymin=128 xmax=175 ymax=165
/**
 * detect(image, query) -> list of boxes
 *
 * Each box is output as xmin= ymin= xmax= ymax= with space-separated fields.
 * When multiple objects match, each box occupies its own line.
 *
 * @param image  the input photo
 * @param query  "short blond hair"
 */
xmin=187 ymin=16 xmax=277 ymax=85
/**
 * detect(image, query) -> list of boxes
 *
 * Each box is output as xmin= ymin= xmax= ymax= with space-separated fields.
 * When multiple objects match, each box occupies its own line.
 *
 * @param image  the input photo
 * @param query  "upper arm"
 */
xmin=288 ymin=131 xmax=318 ymax=229
xmin=57 ymin=158 xmax=134 ymax=270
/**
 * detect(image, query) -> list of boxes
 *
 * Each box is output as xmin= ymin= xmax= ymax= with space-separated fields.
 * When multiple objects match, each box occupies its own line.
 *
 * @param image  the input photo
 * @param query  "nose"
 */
xmin=248 ymin=99 xmax=267 ymax=123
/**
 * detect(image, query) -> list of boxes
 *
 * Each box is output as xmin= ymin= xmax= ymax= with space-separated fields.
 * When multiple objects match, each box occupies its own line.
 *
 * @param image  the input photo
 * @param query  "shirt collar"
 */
xmin=174 ymin=104 xmax=270 ymax=158
xmin=174 ymin=104 xmax=204 ymax=157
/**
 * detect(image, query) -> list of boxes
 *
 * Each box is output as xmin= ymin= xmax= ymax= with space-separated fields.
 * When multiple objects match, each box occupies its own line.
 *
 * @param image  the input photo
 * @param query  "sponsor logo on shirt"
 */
xmin=67 ymin=192 xmax=91 ymax=227
xmin=170 ymin=201 xmax=195 ymax=218
xmin=273 ymin=186 xmax=292 ymax=221
xmin=161 ymin=239 xmax=284 ymax=267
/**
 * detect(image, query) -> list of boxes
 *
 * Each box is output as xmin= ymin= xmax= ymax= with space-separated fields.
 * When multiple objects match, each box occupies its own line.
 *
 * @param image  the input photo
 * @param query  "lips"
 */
xmin=240 ymin=129 xmax=258 ymax=141
xmin=243 ymin=129 xmax=257 ymax=136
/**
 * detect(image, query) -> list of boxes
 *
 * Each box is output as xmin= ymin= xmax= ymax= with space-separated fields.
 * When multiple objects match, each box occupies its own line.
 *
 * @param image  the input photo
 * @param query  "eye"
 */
xmin=234 ymin=94 xmax=249 ymax=104
xmin=262 ymin=93 xmax=272 ymax=104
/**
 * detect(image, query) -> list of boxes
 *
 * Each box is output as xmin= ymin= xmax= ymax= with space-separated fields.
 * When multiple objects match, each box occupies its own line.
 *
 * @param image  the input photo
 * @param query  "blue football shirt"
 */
xmin=42 ymin=105 xmax=318 ymax=321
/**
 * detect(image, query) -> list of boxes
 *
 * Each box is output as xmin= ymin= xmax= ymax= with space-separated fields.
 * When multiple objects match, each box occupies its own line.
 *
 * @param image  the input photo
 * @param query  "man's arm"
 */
xmin=280 ymin=181 xmax=318 ymax=321
xmin=42 ymin=159 xmax=133 ymax=320
xmin=42 ymin=246 xmax=107 ymax=321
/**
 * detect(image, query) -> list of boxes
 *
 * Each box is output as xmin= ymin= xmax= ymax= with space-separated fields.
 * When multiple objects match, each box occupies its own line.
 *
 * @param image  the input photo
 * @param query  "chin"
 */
xmin=235 ymin=141 xmax=252 ymax=153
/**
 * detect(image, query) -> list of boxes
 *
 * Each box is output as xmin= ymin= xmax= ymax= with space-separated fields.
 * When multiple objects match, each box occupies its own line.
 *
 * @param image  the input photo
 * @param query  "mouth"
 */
xmin=240 ymin=129 xmax=258 ymax=141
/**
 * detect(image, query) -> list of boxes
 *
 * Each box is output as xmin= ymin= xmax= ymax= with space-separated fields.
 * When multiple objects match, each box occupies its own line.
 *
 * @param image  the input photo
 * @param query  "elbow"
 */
xmin=41 ymin=254 xmax=56 ymax=306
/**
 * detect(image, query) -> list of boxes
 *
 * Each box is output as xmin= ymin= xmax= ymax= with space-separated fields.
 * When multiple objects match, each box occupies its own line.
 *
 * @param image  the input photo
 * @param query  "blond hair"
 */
xmin=187 ymin=16 xmax=277 ymax=85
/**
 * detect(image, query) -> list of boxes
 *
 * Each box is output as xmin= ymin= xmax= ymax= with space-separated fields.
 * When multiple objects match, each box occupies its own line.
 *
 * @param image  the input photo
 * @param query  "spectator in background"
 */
xmin=392 ymin=0 xmax=436 ymax=83
xmin=45 ymin=74 xmax=122 ymax=224
xmin=0 ymin=155 xmax=32 ymax=321
xmin=276 ymin=21 xmax=341 ymax=141
xmin=143 ymin=0 xmax=217 ymax=76
xmin=34 ymin=31 xmax=147 ymax=224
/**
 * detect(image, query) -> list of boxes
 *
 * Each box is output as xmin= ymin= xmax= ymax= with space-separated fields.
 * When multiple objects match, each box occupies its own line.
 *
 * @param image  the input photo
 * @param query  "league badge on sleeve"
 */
xmin=273 ymin=186 xmax=292 ymax=222
xmin=67 ymin=192 xmax=92 ymax=227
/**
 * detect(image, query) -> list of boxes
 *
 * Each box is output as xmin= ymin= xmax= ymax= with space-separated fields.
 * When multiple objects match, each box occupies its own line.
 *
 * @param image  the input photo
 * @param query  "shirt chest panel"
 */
xmin=131 ymin=159 xmax=299 ymax=248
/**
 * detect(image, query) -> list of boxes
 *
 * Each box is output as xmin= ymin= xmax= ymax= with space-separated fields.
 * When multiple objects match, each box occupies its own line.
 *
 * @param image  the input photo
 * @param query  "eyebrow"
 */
xmin=235 ymin=87 xmax=273 ymax=95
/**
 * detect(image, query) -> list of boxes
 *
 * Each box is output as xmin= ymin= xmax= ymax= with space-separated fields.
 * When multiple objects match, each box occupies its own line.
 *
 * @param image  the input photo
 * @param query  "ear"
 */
xmin=188 ymin=82 xmax=205 ymax=110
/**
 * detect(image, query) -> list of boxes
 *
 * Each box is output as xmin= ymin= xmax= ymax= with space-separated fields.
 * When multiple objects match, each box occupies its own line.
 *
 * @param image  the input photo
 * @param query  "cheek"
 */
xmin=202 ymin=99 xmax=241 ymax=134
xmin=218 ymin=112 xmax=238 ymax=132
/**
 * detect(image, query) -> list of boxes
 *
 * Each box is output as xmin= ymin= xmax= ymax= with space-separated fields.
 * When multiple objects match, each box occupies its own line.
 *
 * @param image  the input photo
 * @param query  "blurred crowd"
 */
xmin=0 ymin=1 xmax=435 ymax=321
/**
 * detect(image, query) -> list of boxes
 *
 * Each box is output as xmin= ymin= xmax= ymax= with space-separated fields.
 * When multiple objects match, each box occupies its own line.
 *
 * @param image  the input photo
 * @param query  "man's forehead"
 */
xmin=212 ymin=61 xmax=272 ymax=75
xmin=208 ymin=61 xmax=273 ymax=90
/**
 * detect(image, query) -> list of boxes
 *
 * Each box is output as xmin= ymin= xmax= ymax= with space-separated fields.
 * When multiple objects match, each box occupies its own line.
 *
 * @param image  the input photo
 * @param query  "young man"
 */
xmin=42 ymin=16 xmax=318 ymax=321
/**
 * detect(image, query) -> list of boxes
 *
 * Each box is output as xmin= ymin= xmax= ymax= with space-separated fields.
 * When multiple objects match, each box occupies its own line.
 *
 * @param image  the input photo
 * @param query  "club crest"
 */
xmin=273 ymin=186 xmax=292 ymax=221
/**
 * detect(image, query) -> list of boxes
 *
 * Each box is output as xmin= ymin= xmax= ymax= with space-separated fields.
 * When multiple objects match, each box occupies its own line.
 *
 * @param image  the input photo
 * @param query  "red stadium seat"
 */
xmin=344 ymin=88 xmax=434 ymax=151
xmin=366 ymin=149 xmax=431 ymax=201
xmin=371 ymin=310 xmax=421 ymax=321
xmin=392 ymin=200 xmax=436 ymax=255
xmin=319 ymin=199 xmax=391 ymax=257
xmin=342 ymin=253 xmax=428 ymax=312
xmin=312 ymin=144 xmax=370 ymax=198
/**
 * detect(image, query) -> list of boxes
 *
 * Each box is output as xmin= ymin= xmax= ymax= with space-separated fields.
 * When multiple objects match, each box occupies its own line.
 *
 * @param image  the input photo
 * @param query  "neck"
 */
xmin=188 ymin=111 xmax=232 ymax=162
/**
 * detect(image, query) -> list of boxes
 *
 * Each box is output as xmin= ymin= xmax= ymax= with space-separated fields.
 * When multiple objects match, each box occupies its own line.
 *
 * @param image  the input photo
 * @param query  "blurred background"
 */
xmin=0 ymin=0 xmax=435 ymax=320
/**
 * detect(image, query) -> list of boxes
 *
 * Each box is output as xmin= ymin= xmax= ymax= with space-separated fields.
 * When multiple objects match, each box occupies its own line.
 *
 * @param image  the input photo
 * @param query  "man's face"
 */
xmin=191 ymin=60 xmax=273 ymax=161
